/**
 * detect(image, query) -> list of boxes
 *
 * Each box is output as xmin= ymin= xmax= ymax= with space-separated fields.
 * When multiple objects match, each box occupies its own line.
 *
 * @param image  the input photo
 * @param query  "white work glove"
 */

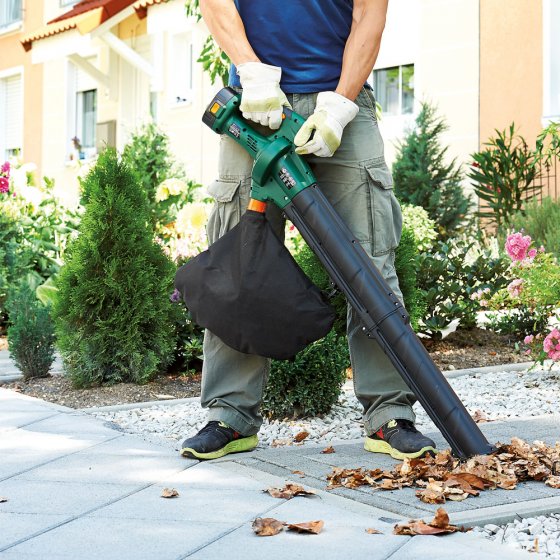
xmin=237 ymin=62 xmax=290 ymax=130
xmin=294 ymin=91 xmax=359 ymax=157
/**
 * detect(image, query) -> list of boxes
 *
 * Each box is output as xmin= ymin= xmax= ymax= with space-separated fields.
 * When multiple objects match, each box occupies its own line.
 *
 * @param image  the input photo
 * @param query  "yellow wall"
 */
xmin=480 ymin=0 xmax=543 ymax=147
xmin=0 ymin=0 xmax=43 ymax=170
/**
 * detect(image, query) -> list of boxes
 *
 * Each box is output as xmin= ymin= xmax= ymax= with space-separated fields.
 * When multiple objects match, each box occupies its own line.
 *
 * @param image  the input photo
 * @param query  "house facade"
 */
xmin=6 ymin=0 xmax=560 ymax=204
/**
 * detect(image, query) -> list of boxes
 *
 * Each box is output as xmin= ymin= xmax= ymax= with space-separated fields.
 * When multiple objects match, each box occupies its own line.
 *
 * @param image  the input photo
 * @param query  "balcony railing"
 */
xmin=0 ymin=0 xmax=22 ymax=29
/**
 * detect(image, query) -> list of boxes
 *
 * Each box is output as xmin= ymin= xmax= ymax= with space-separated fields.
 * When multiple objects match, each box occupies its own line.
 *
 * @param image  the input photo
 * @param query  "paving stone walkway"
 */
xmin=0 ymin=388 xmax=539 ymax=559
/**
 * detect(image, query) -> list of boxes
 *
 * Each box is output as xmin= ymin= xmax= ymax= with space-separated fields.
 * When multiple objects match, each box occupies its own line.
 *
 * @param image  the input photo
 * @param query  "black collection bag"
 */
xmin=174 ymin=210 xmax=336 ymax=360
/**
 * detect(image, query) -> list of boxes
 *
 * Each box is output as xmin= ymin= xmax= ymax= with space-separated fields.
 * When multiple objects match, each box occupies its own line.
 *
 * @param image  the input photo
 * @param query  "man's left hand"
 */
xmin=294 ymin=92 xmax=359 ymax=157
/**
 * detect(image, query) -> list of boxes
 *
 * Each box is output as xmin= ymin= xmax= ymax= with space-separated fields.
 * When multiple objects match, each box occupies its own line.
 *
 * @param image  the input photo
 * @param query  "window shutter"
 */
xmin=4 ymin=74 xmax=23 ymax=152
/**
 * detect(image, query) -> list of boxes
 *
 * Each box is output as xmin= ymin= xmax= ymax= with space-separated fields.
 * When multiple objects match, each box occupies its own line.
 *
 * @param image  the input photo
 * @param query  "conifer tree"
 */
xmin=53 ymin=150 xmax=177 ymax=387
xmin=393 ymin=103 xmax=471 ymax=238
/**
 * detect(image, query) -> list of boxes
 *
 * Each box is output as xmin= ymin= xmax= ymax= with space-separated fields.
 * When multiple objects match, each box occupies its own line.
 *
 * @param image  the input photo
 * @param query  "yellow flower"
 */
xmin=155 ymin=184 xmax=170 ymax=202
xmin=175 ymin=203 xmax=209 ymax=235
xmin=156 ymin=178 xmax=186 ymax=201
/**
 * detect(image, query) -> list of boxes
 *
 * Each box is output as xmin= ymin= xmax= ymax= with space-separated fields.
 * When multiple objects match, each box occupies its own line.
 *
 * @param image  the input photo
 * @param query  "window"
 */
xmin=67 ymin=60 xmax=97 ymax=160
xmin=0 ymin=71 xmax=23 ymax=160
xmin=373 ymin=64 xmax=414 ymax=117
xmin=170 ymin=33 xmax=194 ymax=105
xmin=76 ymin=90 xmax=97 ymax=151
xmin=0 ymin=0 xmax=22 ymax=30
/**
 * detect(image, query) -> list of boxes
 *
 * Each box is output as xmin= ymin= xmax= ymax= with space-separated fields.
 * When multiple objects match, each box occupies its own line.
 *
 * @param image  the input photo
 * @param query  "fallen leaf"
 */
xmin=488 ymin=351 xmax=497 ymax=356
xmin=366 ymin=528 xmax=383 ymax=534
xmin=252 ymin=517 xmax=285 ymax=537
xmin=0 ymin=497 xmax=7 ymax=503
xmin=545 ymin=476 xmax=560 ymax=488
xmin=271 ymin=438 xmax=293 ymax=447
xmin=294 ymin=431 xmax=309 ymax=443
xmin=321 ymin=446 xmax=335 ymax=454
xmin=394 ymin=508 xmax=467 ymax=536
xmin=472 ymin=410 xmax=490 ymax=423
xmin=292 ymin=470 xmax=306 ymax=478
xmin=265 ymin=483 xmax=315 ymax=500
xmin=161 ymin=488 xmax=179 ymax=498
xmin=286 ymin=520 xmax=324 ymax=534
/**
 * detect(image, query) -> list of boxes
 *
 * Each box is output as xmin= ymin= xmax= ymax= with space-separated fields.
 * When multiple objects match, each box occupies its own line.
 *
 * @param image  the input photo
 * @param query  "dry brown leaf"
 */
xmin=252 ymin=517 xmax=285 ymax=537
xmin=292 ymin=470 xmax=306 ymax=478
xmin=472 ymin=410 xmax=490 ymax=423
xmin=286 ymin=520 xmax=324 ymax=534
xmin=271 ymin=438 xmax=293 ymax=447
xmin=0 ymin=497 xmax=7 ymax=503
xmin=294 ymin=431 xmax=309 ymax=443
xmin=394 ymin=508 xmax=467 ymax=536
xmin=545 ymin=476 xmax=560 ymax=488
xmin=161 ymin=488 xmax=179 ymax=498
xmin=366 ymin=528 xmax=383 ymax=534
xmin=321 ymin=446 xmax=335 ymax=454
xmin=266 ymin=483 xmax=315 ymax=500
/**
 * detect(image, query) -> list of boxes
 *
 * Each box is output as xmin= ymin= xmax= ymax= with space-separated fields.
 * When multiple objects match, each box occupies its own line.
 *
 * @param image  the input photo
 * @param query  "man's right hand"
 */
xmin=237 ymin=62 xmax=290 ymax=130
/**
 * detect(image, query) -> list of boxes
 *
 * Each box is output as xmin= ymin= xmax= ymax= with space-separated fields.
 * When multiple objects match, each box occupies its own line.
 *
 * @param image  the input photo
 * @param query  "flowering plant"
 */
xmin=1 ymin=161 xmax=10 ymax=195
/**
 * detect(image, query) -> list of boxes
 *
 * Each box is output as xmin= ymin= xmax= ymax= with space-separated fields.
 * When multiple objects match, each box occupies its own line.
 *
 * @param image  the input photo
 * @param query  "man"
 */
xmin=180 ymin=0 xmax=437 ymax=461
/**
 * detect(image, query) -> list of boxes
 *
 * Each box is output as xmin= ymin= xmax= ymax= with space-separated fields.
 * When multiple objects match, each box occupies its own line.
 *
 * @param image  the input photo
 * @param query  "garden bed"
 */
xmin=1 ymin=327 xmax=528 ymax=410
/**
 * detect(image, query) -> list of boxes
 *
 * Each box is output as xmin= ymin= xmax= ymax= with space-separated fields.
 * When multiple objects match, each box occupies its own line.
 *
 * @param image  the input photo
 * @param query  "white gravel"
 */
xmin=88 ymin=365 xmax=560 ymax=451
xmin=472 ymin=514 xmax=560 ymax=558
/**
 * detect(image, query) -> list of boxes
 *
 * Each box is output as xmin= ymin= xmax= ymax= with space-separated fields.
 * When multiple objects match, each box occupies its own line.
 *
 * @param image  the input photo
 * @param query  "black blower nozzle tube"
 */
xmin=284 ymin=185 xmax=495 ymax=459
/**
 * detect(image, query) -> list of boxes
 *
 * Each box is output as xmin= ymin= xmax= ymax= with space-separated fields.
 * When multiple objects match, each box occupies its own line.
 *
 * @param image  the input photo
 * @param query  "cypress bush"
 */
xmin=7 ymin=283 xmax=56 ymax=380
xmin=393 ymin=103 xmax=471 ymax=238
xmin=53 ymin=149 xmax=177 ymax=387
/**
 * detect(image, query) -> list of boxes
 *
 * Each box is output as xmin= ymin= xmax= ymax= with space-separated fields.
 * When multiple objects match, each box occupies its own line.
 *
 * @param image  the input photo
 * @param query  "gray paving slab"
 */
xmin=0 ymin=479 xmax=141 ymax=516
xmin=2 ymin=517 xmax=233 ymax=560
xmin=0 ymin=410 xmax=61 ymax=432
xmin=0 ymin=512 xmax=69 ymax=549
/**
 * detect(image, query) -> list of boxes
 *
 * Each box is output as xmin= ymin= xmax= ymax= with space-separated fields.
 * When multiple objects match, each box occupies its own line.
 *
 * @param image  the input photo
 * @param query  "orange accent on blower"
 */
xmin=248 ymin=199 xmax=267 ymax=213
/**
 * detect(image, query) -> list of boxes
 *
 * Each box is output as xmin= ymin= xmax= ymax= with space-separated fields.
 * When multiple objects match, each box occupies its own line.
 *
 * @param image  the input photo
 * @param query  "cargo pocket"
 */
xmin=365 ymin=163 xmax=402 ymax=255
xmin=206 ymin=178 xmax=243 ymax=245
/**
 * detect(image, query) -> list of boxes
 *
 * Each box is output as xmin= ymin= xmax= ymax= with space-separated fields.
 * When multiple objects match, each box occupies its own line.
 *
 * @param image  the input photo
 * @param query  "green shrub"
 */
xmin=485 ymin=306 xmax=552 ymax=338
xmin=53 ymin=149 xmax=177 ymax=387
xmin=393 ymin=103 xmax=471 ymax=238
xmin=469 ymin=125 xmax=540 ymax=230
xmin=417 ymin=237 xmax=510 ymax=337
xmin=400 ymin=204 xmax=437 ymax=252
xmin=510 ymin=197 xmax=560 ymax=258
xmin=121 ymin=123 xmax=200 ymax=228
xmin=395 ymin=226 xmax=426 ymax=331
xmin=262 ymin=331 xmax=348 ymax=419
xmin=7 ymin=283 xmax=55 ymax=380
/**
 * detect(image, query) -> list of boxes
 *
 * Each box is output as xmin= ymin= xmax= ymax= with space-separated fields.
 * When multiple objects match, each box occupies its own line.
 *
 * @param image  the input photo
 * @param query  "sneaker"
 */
xmin=364 ymin=419 xmax=437 ymax=460
xmin=180 ymin=421 xmax=258 ymax=460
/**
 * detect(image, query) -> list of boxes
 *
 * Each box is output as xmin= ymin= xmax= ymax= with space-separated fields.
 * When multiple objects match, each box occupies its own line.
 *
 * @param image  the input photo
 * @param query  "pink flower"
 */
xmin=507 ymin=278 xmax=524 ymax=298
xmin=524 ymin=349 xmax=532 ymax=356
xmin=543 ymin=329 xmax=560 ymax=361
xmin=0 ymin=176 xmax=9 ymax=194
xmin=505 ymin=232 xmax=532 ymax=261
xmin=479 ymin=299 xmax=488 ymax=307
xmin=523 ymin=335 xmax=534 ymax=345
xmin=539 ymin=246 xmax=546 ymax=253
xmin=528 ymin=248 xmax=537 ymax=259
xmin=0 ymin=161 xmax=10 ymax=176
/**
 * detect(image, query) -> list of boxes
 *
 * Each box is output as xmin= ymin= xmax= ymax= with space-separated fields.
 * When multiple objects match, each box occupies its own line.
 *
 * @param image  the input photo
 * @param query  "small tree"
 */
xmin=53 ymin=149 xmax=177 ymax=387
xmin=393 ymin=103 xmax=471 ymax=238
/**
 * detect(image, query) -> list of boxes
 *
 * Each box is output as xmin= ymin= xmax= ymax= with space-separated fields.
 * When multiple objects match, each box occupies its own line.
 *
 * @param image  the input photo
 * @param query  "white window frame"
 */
xmin=372 ymin=63 xmax=415 ymax=118
xmin=168 ymin=32 xmax=194 ymax=107
xmin=543 ymin=0 xmax=560 ymax=124
xmin=66 ymin=60 xmax=98 ymax=162
xmin=0 ymin=0 xmax=23 ymax=35
xmin=0 ymin=66 xmax=24 ymax=161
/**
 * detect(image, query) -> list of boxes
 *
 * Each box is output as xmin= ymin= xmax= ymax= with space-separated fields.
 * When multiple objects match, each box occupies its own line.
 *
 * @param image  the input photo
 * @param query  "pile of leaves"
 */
xmin=327 ymin=437 xmax=560 ymax=504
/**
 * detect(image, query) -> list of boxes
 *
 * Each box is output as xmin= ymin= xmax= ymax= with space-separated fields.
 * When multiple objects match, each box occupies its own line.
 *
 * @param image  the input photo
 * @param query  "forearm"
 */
xmin=199 ymin=0 xmax=259 ymax=66
xmin=336 ymin=0 xmax=388 ymax=101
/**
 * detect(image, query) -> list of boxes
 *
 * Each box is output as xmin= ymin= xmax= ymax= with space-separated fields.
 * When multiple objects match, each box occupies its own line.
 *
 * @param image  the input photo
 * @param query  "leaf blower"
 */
xmin=179 ymin=86 xmax=495 ymax=459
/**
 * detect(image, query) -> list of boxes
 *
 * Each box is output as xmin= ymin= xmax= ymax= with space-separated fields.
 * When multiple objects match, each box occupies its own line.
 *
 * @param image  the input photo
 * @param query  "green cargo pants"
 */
xmin=201 ymin=87 xmax=417 ymax=436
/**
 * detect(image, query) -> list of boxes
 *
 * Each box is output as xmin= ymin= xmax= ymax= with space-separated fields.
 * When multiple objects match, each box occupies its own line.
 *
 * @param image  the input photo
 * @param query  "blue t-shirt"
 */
xmin=229 ymin=0 xmax=353 ymax=93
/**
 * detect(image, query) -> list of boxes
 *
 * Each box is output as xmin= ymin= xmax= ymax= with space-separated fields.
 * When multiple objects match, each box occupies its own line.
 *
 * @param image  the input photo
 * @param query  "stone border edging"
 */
xmin=80 ymin=395 xmax=201 ymax=413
